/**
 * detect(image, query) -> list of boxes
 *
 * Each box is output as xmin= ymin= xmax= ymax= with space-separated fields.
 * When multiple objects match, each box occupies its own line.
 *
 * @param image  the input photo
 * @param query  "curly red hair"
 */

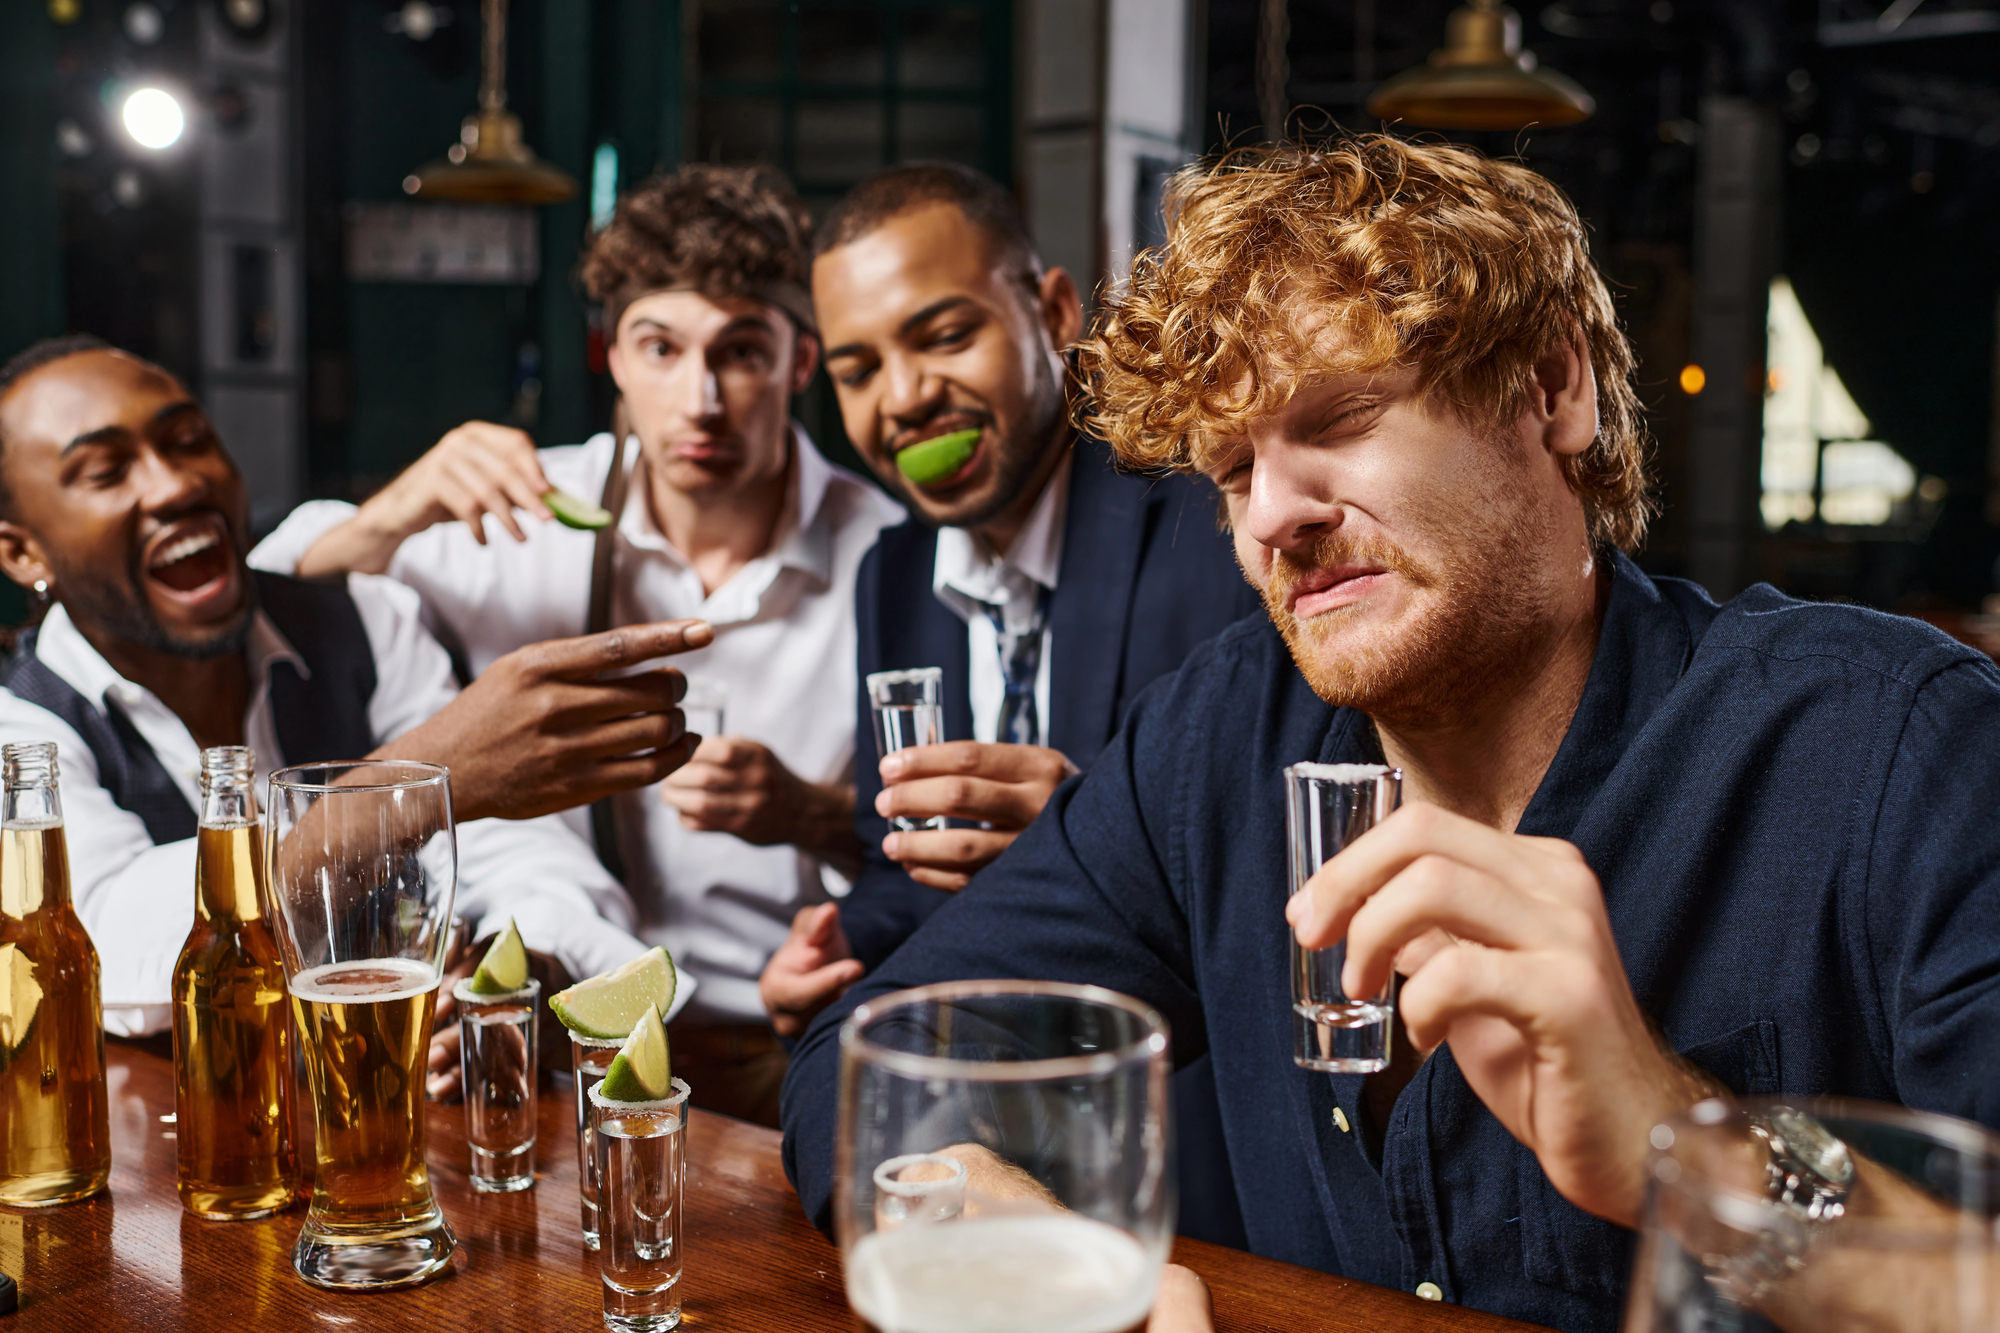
xmin=1076 ymin=135 xmax=1651 ymax=551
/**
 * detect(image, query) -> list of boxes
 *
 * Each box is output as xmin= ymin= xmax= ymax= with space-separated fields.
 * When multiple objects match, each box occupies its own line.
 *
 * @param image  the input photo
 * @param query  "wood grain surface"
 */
xmin=0 ymin=1039 xmax=1547 ymax=1332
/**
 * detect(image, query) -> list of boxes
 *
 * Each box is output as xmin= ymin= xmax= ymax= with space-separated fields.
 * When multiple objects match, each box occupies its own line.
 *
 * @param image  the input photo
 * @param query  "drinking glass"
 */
xmin=573 ymin=1032 xmax=623 ymax=1249
xmin=455 ymin=975 xmax=539 ymax=1193
xmin=679 ymin=678 xmax=728 ymax=741
xmin=266 ymin=761 xmax=457 ymax=1290
xmin=591 ymin=1079 xmax=691 ymax=1332
xmin=866 ymin=668 xmax=946 ymax=833
xmin=836 ymin=980 xmax=1175 ymax=1333
xmin=1286 ymin=762 xmax=1400 ymax=1073
xmin=1626 ymin=1097 xmax=2000 ymax=1332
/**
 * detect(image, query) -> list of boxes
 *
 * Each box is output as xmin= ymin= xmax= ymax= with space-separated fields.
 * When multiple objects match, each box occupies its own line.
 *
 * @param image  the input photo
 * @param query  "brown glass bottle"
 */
xmin=172 ymin=746 xmax=299 ymax=1219
xmin=0 ymin=741 xmax=111 ymax=1206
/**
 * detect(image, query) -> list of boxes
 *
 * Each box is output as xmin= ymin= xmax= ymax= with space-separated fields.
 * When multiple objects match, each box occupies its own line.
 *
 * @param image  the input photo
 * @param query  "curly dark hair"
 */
xmin=580 ymin=164 xmax=815 ymax=334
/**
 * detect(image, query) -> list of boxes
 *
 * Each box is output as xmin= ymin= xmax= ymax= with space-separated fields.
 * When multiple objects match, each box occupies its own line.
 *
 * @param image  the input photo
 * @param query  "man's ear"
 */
xmin=1531 ymin=326 xmax=1599 ymax=459
xmin=789 ymin=329 xmax=822 ymax=396
xmin=0 ymin=520 xmax=53 ymax=595
xmin=606 ymin=339 xmax=630 ymax=396
xmin=1039 ymin=267 xmax=1084 ymax=351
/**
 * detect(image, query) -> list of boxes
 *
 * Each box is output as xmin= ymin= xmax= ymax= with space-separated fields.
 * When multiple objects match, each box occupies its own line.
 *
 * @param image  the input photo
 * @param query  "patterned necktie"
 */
xmin=984 ymin=585 xmax=1052 ymax=747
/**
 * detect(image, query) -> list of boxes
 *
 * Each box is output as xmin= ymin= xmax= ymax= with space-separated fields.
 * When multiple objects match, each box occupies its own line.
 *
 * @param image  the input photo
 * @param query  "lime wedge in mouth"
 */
xmin=548 ymin=946 xmax=678 ymax=1039
xmin=895 ymin=429 xmax=981 ymax=486
xmin=545 ymin=486 xmax=614 ymax=530
xmin=597 ymin=1002 xmax=671 ymax=1101
xmin=468 ymin=917 xmax=530 ymax=995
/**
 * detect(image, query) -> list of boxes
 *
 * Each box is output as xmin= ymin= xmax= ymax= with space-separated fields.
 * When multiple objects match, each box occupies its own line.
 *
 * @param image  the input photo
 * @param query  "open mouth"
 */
xmin=891 ymin=420 xmax=986 ymax=488
xmin=146 ymin=521 xmax=235 ymax=596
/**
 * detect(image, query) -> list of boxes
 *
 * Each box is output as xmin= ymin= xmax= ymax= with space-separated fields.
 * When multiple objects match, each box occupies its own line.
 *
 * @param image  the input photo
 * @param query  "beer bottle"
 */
xmin=172 ymin=746 xmax=298 ymax=1219
xmin=0 ymin=741 xmax=111 ymax=1205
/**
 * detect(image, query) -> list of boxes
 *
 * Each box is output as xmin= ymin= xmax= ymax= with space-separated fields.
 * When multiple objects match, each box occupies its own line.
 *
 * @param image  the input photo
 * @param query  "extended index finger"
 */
xmin=529 ymin=620 xmax=716 ymax=678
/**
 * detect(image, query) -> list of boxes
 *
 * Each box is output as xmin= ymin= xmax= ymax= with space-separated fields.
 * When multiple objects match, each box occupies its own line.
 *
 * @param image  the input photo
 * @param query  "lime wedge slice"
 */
xmin=597 ymin=1003 xmax=671 ymax=1101
xmin=894 ymin=429 xmax=980 ymax=486
xmin=549 ymin=946 xmax=677 ymax=1039
xmin=468 ymin=917 xmax=529 ymax=995
xmin=545 ymin=486 xmax=613 ymax=530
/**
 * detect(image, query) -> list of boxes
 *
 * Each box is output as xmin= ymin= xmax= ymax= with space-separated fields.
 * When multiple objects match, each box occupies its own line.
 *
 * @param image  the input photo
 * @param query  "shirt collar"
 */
xmin=615 ymin=421 xmax=838 ymax=586
xmin=33 ymin=598 xmax=307 ymax=712
xmin=932 ymin=447 xmax=1074 ymax=612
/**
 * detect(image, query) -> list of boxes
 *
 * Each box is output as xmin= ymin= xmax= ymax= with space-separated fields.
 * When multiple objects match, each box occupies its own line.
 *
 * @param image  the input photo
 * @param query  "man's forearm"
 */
xmin=296 ymin=504 xmax=412 ymax=578
xmin=801 ymin=781 xmax=865 ymax=880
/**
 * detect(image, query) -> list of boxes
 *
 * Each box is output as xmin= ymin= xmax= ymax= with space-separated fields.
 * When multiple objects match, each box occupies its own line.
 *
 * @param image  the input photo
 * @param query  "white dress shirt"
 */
xmin=253 ymin=428 xmax=905 ymax=1024
xmin=931 ymin=450 xmax=1072 ymax=744
xmin=0 ymin=576 xmax=639 ymax=1036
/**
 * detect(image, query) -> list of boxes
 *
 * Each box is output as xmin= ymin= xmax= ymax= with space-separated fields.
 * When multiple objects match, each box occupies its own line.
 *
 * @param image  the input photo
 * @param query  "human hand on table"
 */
xmin=759 ymin=904 xmax=864 ymax=1039
xmin=1287 ymin=802 xmax=1715 ymax=1228
xmin=427 ymin=939 xmax=574 ymax=1102
xmin=874 ymin=742 xmax=1077 ymax=890
xmin=664 ymin=738 xmax=864 ymax=876
xmin=297 ymin=420 xmax=554 ymax=577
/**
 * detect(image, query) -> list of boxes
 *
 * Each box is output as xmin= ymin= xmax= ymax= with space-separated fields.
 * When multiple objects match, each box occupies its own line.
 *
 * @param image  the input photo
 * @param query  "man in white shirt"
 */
xmin=0 ymin=336 xmax=708 ymax=1041
xmin=255 ymin=164 xmax=904 ymax=1125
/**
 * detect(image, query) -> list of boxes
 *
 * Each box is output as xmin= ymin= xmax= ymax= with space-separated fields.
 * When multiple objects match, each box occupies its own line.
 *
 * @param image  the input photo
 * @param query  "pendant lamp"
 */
xmin=1366 ymin=0 xmax=1594 ymax=130
xmin=404 ymin=0 xmax=577 ymax=204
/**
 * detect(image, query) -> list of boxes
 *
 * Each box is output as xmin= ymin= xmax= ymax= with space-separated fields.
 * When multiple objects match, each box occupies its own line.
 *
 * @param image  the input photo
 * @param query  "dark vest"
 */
xmin=0 ymin=572 xmax=380 ymax=845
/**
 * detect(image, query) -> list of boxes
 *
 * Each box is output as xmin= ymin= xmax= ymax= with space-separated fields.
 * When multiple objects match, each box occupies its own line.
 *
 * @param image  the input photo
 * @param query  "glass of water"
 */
xmin=454 ymin=976 xmax=539 ymax=1192
xmin=836 ymin=980 xmax=1175 ymax=1333
xmin=679 ymin=678 xmax=728 ymax=741
xmin=590 ymin=1079 xmax=691 ymax=1332
xmin=572 ymin=1032 xmax=623 ymax=1248
xmin=865 ymin=668 xmax=946 ymax=833
xmin=1287 ymin=762 xmax=1400 ymax=1073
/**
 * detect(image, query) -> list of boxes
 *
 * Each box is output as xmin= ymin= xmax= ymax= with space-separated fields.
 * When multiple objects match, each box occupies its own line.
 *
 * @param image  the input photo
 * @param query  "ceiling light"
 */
xmin=121 ymin=87 xmax=185 ymax=150
xmin=1366 ymin=0 xmax=1593 ymax=131
xmin=404 ymin=0 xmax=576 ymax=205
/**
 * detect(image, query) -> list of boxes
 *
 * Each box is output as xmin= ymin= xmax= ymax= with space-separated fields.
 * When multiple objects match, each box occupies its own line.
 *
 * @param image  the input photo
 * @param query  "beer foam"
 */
xmin=847 ymin=1213 xmax=1158 ymax=1333
xmin=290 ymin=957 xmax=439 ymax=1004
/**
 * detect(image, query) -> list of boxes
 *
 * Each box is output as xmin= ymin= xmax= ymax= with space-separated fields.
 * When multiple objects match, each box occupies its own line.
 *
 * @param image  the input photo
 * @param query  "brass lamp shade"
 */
xmin=1367 ymin=1 xmax=1594 ymax=131
xmin=403 ymin=0 xmax=577 ymax=205
xmin=406 ymin=109 xmax=577 ymax=205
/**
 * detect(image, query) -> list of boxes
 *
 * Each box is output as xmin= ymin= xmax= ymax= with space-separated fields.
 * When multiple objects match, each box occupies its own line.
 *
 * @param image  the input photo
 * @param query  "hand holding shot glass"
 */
xmin=1285 ymin=762 xmax=1401 ymax=1073
xmin=865 ymin=668 xmax=946 ymax=833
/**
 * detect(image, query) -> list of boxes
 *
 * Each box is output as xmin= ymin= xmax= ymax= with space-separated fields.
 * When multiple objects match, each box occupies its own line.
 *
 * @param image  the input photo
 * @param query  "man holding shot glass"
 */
xmin=783 ymin=136 xmax=2000 ymax=1332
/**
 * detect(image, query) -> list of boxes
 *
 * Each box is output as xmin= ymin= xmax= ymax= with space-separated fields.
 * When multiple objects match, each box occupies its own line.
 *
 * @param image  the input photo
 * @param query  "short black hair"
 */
xmin=0 ymin=334 xmax=116 ymax=518
xmin=812 ymin=163 xmax=1041 ymax=282
xmin=0 ymin=333 xmax=112 ymax=399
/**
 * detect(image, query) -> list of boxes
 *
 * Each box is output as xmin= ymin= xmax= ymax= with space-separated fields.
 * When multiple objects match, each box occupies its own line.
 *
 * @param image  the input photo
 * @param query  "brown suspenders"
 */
xmin=585 ymin=420 xmax=635 ymax=884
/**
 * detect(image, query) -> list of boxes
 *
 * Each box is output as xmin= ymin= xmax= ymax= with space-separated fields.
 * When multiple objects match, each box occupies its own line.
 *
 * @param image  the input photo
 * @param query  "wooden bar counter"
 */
xmin=1 ymin=1040 xmax=1547 ymax=1332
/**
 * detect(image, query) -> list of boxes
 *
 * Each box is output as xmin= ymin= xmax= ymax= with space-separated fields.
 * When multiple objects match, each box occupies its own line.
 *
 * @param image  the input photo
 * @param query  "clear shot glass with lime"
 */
xmin=455 ymin=919 xmax=539 ymax=1193
xmin=590 ymin=1004 xmax=689 ymax=1332
xmin=550 ymin=948 xmax=680 ymax=1251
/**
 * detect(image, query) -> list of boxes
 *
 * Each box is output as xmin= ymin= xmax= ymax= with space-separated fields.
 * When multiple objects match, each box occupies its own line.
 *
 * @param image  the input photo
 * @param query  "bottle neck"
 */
xmin=195 ymin=746 xmax=264 ymax=923
xmin=3 ymin=741 xmax=64 ymax=829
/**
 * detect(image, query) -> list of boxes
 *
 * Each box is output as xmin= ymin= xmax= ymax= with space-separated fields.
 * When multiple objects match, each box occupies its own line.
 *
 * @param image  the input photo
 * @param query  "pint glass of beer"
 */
xmin=835 ymin=981 xmax=1175 ymax=1333
xmin=267 ymin=761 xmax=458 ymax=1290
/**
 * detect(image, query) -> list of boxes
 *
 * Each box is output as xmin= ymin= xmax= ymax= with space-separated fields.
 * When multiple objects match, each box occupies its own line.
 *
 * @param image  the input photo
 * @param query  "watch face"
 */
xmin=1770 ymin=1112 xmax=1856 ymax=1187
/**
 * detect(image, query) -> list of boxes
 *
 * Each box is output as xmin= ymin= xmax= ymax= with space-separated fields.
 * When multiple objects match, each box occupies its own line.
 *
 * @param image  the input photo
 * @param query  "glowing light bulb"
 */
xmin=121 ymin=87 xmax=184 ymax=150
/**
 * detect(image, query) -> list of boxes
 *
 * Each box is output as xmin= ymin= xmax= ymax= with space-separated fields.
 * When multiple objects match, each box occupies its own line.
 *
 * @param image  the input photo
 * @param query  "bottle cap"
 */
xmin=0 ymin=1272 xmax=18 ymax=1314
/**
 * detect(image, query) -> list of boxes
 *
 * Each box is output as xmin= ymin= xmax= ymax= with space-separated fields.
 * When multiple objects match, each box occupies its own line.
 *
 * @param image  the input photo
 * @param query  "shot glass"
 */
xmin=865 ymin=668 xmax=946 ymax=832
xmin=572 ymin=1032 xmax=623 ymax=1249
xmin=679 ymin=678 xmax=728 ymax=741
xmin=454 ymin=977 xmax=539 ymax=1192
xmin=590 ymin=1079 xmax=691 ymax=1332
xmin=1287 ymin=762 xmax=1401 ymax=1073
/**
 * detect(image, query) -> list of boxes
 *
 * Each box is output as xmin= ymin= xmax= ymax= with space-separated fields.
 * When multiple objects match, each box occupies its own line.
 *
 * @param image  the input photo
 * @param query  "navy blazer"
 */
xmin=840 ymin=435 xmax=1260 ymax=967
xmin=787 ymin=552 xmax=2000 ymax=1331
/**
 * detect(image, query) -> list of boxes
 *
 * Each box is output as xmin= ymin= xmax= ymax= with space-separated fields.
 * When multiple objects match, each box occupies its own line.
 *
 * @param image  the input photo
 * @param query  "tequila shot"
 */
xmin=455 ymin=977 xmax=539 ymax=1192
xmin=865 ymin=667 xmax=946 ymax=832
xmin=591 ymin=1079 xmax=691 ymax=1332
xmin=1287 ymin=762 xmax=1401 ymax=1072
xmin=572 ymin=1032 xmax=623 ymax=1248
xmin=679 ymin=678 xmax=728 ymax=741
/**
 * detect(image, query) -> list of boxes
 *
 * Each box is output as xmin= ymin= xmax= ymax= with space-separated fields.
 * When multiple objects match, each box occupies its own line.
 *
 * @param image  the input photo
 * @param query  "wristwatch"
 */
xmin=1715 ymin=1109 xmax=1854 ymax=1303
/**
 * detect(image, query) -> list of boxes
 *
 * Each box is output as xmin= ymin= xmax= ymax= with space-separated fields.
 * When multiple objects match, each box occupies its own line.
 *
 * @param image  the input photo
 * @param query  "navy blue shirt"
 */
xmin=782 ymin=554 xmax=2000 ymax=1331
